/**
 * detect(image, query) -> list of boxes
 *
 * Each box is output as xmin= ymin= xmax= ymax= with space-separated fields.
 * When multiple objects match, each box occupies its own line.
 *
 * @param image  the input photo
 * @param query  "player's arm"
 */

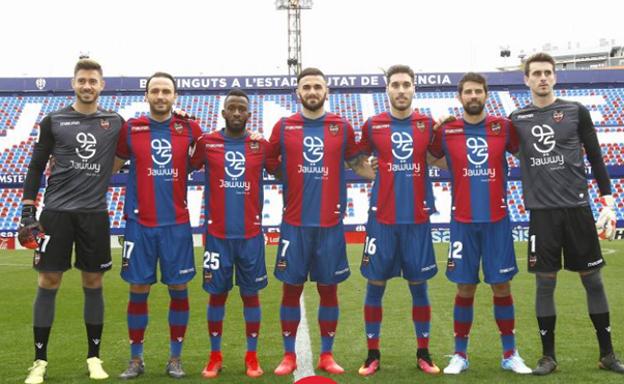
xmin=187 ymin=120 xmax=206 ymax=170
xmin=427 ymin=153 xmax=447 ymax=169
xmin=427 ymin=121 xmax=447 ymax=169
xmin=265 ymin=119 xmax=284 ymax=179
xmin=113 ymin=121 xmax=131 ymax=173
xmin=188 ymin=133 xmax=207 ymax=171
xmin=22 ymin=116 xmax=54 ymax=206
xmin=345 ymin=119 xmax=375 ymax=180
xmin=578 ymin=105 xmax=611 ymax=194
xmin=347 ymin=154 xmax=376 ymax=180
xmin=577 ymin=104 xmax=616 ymax=240
xmin=19 ymin=116 xmax=53 ymax=248
xmin=432 ymin=115 xmax=456 ymax=130
xmin=113 ymin=156 xmax=127 ymax=173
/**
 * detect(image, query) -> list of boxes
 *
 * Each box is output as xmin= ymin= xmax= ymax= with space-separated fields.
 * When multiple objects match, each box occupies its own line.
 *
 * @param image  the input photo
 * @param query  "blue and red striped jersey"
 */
xmin=267 ymin=112 xmax=360 ymax=227
xmin=430 ymin=116 xmax=519 ymax=223
xmin=116 ymin=116 xmax=202 ymax=227
xmin=359 ymin=112 xmax=436 ymax=224
xmin=190 ymin=130 xmax=276 ymax=239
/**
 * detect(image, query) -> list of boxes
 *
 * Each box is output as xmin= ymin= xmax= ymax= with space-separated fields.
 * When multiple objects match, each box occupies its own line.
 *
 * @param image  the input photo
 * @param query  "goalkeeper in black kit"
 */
xmin=510 ymin=52 xmax=623 ymax=375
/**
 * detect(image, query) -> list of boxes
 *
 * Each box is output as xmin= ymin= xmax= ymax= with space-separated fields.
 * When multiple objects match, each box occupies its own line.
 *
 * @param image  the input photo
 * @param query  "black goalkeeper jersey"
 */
xmin=23 ymin=106 xmax=124 ymax=212
xmin=510 ymin=98 xmax=611 ymax=210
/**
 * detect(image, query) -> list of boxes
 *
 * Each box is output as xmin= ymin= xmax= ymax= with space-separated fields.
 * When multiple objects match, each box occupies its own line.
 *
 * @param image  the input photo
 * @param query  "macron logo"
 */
xmin=35 ymin=342 xmax=44 ymax=349
xmin=92 ymin=338 xmax=100 ymax=345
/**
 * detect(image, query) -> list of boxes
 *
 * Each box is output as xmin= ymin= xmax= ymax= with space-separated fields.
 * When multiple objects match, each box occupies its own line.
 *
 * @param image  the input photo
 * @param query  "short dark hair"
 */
xmin=225 ymin=88 xmax=249 ymax=104
xmin=297 ymin=67 xmax=326 ymax=83
xmin=458 ymin=72 xmax=488 ymax=94
xmin=146 ymin=71 xmax=177 ymax=92
xmin=523 ymin=52 xmax=556 ymax=76
xmin=74 ymin=58 xmax=102 ymax=76
xmin=385 ymin=64 xmax=414 ymax=83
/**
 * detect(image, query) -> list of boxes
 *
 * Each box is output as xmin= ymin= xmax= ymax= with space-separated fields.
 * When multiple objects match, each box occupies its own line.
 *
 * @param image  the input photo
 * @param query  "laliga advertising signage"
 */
xmin=1 ymin=70 xmax=624 ymax=92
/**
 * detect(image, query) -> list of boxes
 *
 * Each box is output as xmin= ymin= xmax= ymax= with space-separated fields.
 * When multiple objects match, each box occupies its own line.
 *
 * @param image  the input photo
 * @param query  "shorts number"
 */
xmin=529 ymin=235 xmax=536 ymax=254
xmin=364 ymin=236 xmax=377 ymax=255
xmin=449 ymin=241 xmax=463 ymax=259
xmin=203 ymin=251 xmax=220 ymax=270
xmin=122 ymin=241 xmax=135 ymax=260
xmin=280 ymin=239 xmax=290 ymax=258
xmin=38 ymin=235 xmax=51 ymax=253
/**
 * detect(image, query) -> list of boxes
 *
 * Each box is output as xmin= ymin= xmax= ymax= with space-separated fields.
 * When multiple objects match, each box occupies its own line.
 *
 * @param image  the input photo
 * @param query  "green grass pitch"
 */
xmin=1 ymin=242 xmax=623 ymax=383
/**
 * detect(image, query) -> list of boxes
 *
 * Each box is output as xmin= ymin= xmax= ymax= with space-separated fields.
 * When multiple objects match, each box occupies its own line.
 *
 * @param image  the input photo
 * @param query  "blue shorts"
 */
xmin=274 ymin=222 xmax=350 ymax=285
xmin=202 ymin=233 xmax=268 ymax=294
xmin=120 ymin=219 xmax=196 ymax=285
xmin=446 ymin=217 xmax=518 ymax=285
xmin=360 ymin=213 xmax=438 ymax=282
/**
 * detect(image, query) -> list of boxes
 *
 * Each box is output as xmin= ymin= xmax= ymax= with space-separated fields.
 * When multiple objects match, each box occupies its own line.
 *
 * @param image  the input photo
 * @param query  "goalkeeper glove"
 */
xmin=18 ymin=204 xmax=43 ymax=249
xmin=596 ymin=195 xmax=617 ymax=241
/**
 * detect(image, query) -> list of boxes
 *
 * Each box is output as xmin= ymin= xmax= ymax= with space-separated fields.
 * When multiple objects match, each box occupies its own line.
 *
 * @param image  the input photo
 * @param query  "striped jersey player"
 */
xmin=115 ymin=73 xmax=201 ymax=379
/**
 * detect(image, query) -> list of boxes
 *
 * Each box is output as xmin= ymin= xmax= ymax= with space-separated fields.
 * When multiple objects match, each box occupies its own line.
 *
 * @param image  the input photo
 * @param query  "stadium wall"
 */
xmin=1 ymin=71 xmax=624 ymax=249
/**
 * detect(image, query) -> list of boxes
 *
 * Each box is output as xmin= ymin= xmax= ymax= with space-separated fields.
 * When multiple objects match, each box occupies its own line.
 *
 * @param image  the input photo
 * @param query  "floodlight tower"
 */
xmin=275 ymin=0 xmax=313 ymax=77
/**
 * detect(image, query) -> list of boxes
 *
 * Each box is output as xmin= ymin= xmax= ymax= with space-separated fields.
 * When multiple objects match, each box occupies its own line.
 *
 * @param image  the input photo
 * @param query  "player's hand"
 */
xmin=368 ymin=156 xmax=379 ymax=171
xmin=247 ymin=129 xmax=264 ymax=141
xmin=173 ymin=109 xmax=197 ymax=121
xmin=596 ymin=195 xmax=617 ymax=241
xmin=433 ymin=115 xmax=456 ymax=130
xmin=18 ymin=204 xmax=44 ymax=249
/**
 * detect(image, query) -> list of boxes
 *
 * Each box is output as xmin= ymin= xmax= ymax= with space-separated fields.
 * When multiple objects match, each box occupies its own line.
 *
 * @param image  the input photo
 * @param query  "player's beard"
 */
xmin=225 ymin=119 xmax=247 ymax=135
xmin=390 ymin=96 xmax=411 ymax=112
xmin=463 ymin=100 xmax=485 ymax=116
xmin=150 ymin=102 xmax=173 ymax=119
xmin=75 ymin=90 xmax=99 ymax=105
xmin=301 ymin=92 xmax=326 ymax=112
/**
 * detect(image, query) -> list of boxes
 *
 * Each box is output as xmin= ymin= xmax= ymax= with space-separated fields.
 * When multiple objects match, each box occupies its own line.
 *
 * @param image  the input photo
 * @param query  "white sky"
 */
xmin=3 ymin=0 xmax=623 ymax=77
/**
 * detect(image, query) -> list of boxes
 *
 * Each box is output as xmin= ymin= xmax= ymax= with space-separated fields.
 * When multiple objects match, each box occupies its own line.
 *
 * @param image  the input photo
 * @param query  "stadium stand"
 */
xmin=1 ymin=86 xmax=623 ymax=235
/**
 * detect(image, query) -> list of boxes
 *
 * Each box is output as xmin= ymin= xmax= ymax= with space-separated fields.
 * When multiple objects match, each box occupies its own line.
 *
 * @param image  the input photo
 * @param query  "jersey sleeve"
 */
xmin=266 ymin=119 xmax=283 ymax=166
xmin=506 ymin=121 xmax=520 ymax=154
xmin=344 ymin=120 xmax=361 ymax=161
xmin=22 ymin=115 xmax=54 ymax=201
xmin=116 ymin=121 xmax=131 ymax=159
xmin=577 ymin=103 xmax=611 ymax=195
xmin=189 ymin=120 xmax=203 ymax=141
xmin=189 ymin=134 xmax=206 ymax=170
xmin=358 ymin=118 xmax=373 ymax=155
xmin=428 ymin=125 xmax=444 ymax=158
xmin=262 ymin=138 xmax=280 ymax=173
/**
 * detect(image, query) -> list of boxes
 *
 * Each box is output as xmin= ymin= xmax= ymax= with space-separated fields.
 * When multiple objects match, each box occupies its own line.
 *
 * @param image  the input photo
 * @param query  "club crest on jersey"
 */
xmin=328 ymin=123 xmax=340 ymax=136
xmin=249 ymin=141 xmax=260 ymax=152
xmin=100 ymin=119 xmax=110 ymax=130
xmin=552 ymin=110 xmax=564 ymax=123
xmin=173 ymin=122 xmax=184 ymax=133
xmin=491 ymin=122 xmax=501 ymax=135
xmin=416 ymin=121 xmax=426 ymax=132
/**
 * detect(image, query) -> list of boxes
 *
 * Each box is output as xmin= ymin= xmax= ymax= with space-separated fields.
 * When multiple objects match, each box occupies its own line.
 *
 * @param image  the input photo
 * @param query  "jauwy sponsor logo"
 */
xmin=151 ymin=139 xmax=172 ymax=165
xmin=466 ymin=137 xmax=489 ymax=165
xmin=224 ymin=151 xmax=245 ymax=178
xmin=303 ymin=136 xmax=324 ymax=163
xmin=391 ymin=132 xmax=413 ymax=160
xmin=531 ymin=124 xmax=556 ymax=154
xmin=529 ymin=124 xmax=564 ymax=168
xmin=75 ymin=132 xmax=97 ymax=160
